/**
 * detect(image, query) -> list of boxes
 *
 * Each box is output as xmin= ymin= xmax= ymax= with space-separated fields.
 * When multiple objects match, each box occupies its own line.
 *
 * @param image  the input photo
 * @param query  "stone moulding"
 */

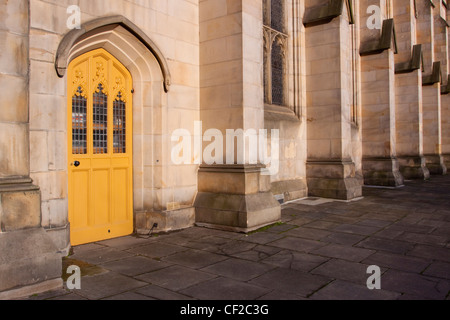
xmin=303 ymin=0 xmax=354 ymax=27
xmin=0 ymin=177 xmax=40 ymax=193
xmin=360 ymin=19 xmax=398 ymax=56
xmin=422 ymin=61 xmax=442 ymax=86
xmin=395 ymin=44 xmax=423 ymax=74
xmin=55 ymin=15 xmax=171 ymax=92
xmin=264 ymin=104 xmax=300 ymax=122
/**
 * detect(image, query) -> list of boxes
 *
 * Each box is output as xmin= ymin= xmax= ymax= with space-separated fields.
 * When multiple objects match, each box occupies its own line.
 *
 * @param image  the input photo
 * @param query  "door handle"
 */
xmin=72 ymin=161 xmax=81 ymax=167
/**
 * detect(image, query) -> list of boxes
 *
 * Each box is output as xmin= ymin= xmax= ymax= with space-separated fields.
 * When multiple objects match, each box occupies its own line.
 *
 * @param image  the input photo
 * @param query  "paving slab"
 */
xmin=381 ymin=270 xmax=448 ymax=300
xmin=95 ymin=235 xmax=154 ymax=250
xmin=285 ymin=217 xmax=316 ymax=226
xmin=248 ymin=268 xmax=332 ymax=298
xmin=261 ymin=250 xmax=329 ymax=272
xmin=282 ymin=227 xmax=332 ymax=241
xmin=127 ymin=242 xmax=188 ymax=259
xmin=179 ymin=277 xmax=271 ymax=300
xmin=201 ymin=258 xmax=276 ymax=281
xmin=134 ymin=285 xmax=196 ymax=300
xmin=103 ymin=291 xmax=155 ymax=300
xmin=362 ymin=251 xmax=430 ymax=273
xmin=257 ymin=290 xmax=307 ymax=300
xmin=230 ymin=245 xmax=282 ymax=262
xmin=185 ymin=236 xmax=235 ymax=251
xmin=101 ymin=256 xmax=172 ymax=276
xmin=356 ymin=219 xmax=393 ymax=228
xmin=309 ymin=280 xmax=401 ymax=300
xmin=422 ymin=262 xmax=450 ymax=280
xmin=49 ymin=293 xmax=88 ymax=300
xmin=239 ymin=232 xmax=285 ymax=245
xmin=406 ymin=244 xmax=450 ymax=263
xmin=135 ymin=265 xmax=216 ymax=291
xmin=302 ymin=220 xmax=341 ymax=230
xmin=311 ymin=243 xmax=376 ymax=262
xmin=268 ymin=236 xmax=326 ymax=253
xmin=161 ymin=249 xmax=228 ymax=269
xmin=19 ymin=175 xmax=450 ymax=301
xmin=212 ymin=240 xmax=258 ymax=256
xmin=322 ymin=232 xmax=367 ymax=246
xmin=396 ymin=232 xmax=448 ymax=246
xmin=310 ymin=259 xmax=372 ymax=284
xmin=333 ymin=224 xmax=382 ymax=236
xmin=70 ymin=247 xmax=135 ymax=265
xmin=355 ymin=237 xmax=415 ymax=254
xmin=71 ymin=272 xmax=147 ymax=300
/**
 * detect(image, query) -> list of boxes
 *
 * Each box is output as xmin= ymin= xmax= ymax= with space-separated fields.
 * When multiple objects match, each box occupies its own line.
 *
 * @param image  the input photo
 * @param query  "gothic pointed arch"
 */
xmin=55 ymin=15 xmax=171 ymax=92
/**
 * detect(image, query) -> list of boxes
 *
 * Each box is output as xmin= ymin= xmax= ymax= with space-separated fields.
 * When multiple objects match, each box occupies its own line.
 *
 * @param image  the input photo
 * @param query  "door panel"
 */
xmin=72 ymin=169 xmax=89 ymax=228
xmin=112 ymin=168 xmax=129 ymax=222
xmin=68 ymin=49 xmax=133 ymax=246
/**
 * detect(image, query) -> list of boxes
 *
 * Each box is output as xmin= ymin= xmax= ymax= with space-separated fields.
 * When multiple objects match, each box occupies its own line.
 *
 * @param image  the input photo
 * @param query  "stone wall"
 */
xmin=0 ymin=0 xmax=62 ymax=298
xmin=28 ymin=0 xmax=201 ymax=244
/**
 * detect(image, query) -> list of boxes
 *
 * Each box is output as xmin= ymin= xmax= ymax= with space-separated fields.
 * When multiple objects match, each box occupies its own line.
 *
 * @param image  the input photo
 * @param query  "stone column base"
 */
xmin=0 ymin=179 xmax=62 ymax=295
xmin=194 ymin=165 xmax=281 ymax=233
xmin=45 ymin=223 xmax=71 ymax=257
xmin=271 ymin=179 xmax=308 ymax=203
xmin=0 ymin=228 xmax=62 ymax=294
xmin=135 ymin=207 xmax=195 ymax=235
xmin=362 ymin=157 xmax=404 ymax=187
xmin=397 ymin=156 xmax=431 ymax=180
xmin=424 ymin=154 xmax=447 ymax=175
xmin=306 ymin=160 xmax=363 ymax=200
xmin=443 ymin=154 xmax=450 ymax=172
xmin=195 ymin=191 xmax=281 ymax=233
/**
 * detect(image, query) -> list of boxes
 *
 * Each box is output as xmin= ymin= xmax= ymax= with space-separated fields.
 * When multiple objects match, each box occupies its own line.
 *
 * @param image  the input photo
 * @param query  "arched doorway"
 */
xmin=67 ymin=48 xmax=133 ymax=246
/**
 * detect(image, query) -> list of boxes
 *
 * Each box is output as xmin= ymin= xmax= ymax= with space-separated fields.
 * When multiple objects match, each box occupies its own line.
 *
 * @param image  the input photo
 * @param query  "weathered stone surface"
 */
xmin=0 ymin=228 xmax=61 ymax=292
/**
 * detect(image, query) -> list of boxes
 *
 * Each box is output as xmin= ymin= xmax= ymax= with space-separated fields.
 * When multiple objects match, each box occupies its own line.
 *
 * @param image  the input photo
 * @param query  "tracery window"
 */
xmin=263 ymin=0 xmax=288 ymax=107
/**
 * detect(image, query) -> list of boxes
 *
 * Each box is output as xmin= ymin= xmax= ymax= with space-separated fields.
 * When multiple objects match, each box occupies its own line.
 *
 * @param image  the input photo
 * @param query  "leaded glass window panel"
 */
xmin=72 ymin=87 xmax=87 ymax=155
xmin=271 ymin=0 xmax=285 ymax=33
xmin=271 ymin=40 xmax=284 ymax=106
xmin=93 ymin=83 xmax=108 ymax=154
xmin=113 ymin=92 xmax=126 ymax=154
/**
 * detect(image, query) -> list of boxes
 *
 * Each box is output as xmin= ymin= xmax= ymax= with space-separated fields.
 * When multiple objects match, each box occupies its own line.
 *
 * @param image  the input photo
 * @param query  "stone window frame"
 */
xmin=349 ymin=0 xmax=359 ymax=125
xmin=263 ymin=0 xmax=301 ymax=121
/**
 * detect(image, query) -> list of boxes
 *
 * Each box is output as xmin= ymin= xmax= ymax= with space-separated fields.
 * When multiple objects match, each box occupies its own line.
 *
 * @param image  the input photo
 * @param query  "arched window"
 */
xmin=263 ymin=0 xmax=288 ymax=107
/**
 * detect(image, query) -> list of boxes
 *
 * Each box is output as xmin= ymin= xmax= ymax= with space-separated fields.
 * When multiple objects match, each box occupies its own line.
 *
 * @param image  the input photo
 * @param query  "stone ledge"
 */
xmin=360 ymin=19 xmax=397 ymax=56
xmin=395 ymin=44 xmax=423 ymax=74
xmin=441 ymin=75 xmax=450 ymax=94
xmin=0 ymin=177 xmax=40 ymax=193
xmin=303 ymin=0 xmax=353 ymax=27
xmin=0 ymin=278 xmax=63 ymax=300
xmin=264 ymin=104 xmax=300 ymax=122
xmin=423 ymin=61 xmax=441 ymax=85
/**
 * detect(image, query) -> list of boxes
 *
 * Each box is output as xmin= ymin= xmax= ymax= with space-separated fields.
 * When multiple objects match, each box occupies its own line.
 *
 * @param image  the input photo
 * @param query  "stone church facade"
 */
xmin=0 ymin=0 xmax=449 ymax=298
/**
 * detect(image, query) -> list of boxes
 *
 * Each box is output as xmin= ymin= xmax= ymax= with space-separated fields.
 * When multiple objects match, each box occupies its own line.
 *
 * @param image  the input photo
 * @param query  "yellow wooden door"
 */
xmin=68 ymin=49 xmax=133 ymax=246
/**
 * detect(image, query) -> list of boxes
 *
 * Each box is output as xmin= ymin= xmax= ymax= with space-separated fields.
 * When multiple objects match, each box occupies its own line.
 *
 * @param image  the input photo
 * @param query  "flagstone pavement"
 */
xmin=24 ymin=176 xmax=450 ymax=300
